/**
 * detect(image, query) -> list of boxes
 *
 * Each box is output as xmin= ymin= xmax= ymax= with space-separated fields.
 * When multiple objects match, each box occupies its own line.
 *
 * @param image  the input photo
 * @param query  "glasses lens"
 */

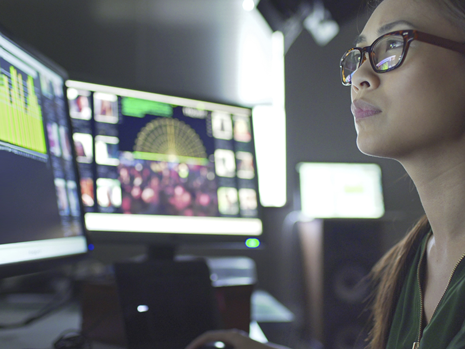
xmin=341 ymin=49 xmax=361 ymax=85
xmin=372 ymin=34 xmax=404 ymax=72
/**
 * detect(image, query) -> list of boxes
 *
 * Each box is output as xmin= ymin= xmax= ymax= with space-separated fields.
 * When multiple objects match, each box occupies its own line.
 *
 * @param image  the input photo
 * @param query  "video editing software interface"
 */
xmin=0 ymin=31 xmax=87 ymax=267
xmin=66 ymin=81 xmax=263 ymax=237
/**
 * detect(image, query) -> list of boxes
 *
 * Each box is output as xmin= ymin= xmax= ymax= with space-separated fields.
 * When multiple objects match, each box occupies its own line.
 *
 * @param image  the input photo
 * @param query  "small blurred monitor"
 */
xmin=0 ymin=25 xmax=89 ymax=278
xmin=297 ymin=162 xmax=385 ymax=219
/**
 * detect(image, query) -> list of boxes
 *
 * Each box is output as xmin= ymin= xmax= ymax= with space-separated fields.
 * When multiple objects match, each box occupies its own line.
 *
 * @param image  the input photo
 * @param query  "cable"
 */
xmin=53 ymin=329 xmax=92 ymax=349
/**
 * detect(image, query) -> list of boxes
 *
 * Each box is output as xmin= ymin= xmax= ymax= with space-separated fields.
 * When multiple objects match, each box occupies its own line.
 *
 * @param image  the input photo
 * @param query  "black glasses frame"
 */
xmin=340 ymin=29 xmax=465 ymax=86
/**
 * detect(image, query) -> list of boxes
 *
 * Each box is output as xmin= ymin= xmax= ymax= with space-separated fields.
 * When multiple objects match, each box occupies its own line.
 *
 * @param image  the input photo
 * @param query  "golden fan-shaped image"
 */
xmin=134 ymin=118 xmax=207 ymax=158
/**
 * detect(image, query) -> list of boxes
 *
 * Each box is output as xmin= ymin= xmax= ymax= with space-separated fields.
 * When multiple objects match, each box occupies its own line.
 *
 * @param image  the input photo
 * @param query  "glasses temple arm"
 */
xmin=416 ymin=31 xmax=465 ymax=54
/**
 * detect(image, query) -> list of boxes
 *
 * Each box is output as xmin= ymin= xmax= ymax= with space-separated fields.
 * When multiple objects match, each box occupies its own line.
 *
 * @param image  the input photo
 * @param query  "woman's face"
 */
xmin=351 ymin=0 xmax=465 ymax=161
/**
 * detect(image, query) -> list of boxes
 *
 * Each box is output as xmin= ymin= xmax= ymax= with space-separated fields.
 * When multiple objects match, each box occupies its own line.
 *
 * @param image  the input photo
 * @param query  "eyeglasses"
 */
xmin=340 ymin=29 xmax=465 ymax=86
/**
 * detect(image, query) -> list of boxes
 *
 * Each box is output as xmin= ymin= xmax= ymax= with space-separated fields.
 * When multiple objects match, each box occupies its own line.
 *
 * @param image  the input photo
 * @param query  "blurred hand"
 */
xmin=185 ymin=329 xmax=291 ymax=349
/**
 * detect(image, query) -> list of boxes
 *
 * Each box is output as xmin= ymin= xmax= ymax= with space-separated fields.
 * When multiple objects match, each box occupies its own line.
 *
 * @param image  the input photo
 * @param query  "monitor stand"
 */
xmin=113 ymin=252 xmax=221 ymax=349
xmin=146 ymin=244 xmax=177 ymax=261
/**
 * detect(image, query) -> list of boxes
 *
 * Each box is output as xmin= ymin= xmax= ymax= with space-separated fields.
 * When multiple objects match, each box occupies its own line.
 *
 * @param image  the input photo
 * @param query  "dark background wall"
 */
xmin=0 ymin=0 xmax=425 ymax=337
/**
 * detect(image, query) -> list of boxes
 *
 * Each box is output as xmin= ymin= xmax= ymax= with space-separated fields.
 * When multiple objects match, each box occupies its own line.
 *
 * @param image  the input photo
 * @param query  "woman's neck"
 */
xmin=401 ymin=151 xmax=465 ymax=257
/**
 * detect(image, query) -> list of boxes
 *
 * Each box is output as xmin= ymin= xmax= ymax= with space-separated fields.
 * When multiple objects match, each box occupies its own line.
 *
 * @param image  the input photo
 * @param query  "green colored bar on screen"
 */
xmin=0 ymin=65 xmax=45 ymax=153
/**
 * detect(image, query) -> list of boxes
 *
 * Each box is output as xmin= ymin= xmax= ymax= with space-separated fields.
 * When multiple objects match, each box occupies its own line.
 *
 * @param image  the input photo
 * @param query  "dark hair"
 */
xmin=366 ymin=0 xmax=465 ymax=30
xmin=367 ymin=215 xmax=430 ymax=348
xmin=441 ymin=0 xmax=465 ymax=32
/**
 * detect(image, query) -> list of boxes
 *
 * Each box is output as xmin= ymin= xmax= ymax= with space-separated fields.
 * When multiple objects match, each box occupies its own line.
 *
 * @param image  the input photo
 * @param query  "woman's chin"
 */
xmin=356 ymin=139 xmax=392 ymax=159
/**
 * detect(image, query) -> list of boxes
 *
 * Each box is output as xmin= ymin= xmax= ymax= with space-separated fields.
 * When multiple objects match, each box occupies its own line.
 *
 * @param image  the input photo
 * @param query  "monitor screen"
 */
xmin=65 ymin=81 xmax=262 ymax=246
xmin=297 ymin=162 xmax=385 ymax=219
xmin=0 ymin=29 xmax=89 ymax=278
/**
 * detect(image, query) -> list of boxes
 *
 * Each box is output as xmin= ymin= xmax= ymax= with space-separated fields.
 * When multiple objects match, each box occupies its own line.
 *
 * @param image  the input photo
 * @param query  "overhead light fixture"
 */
xmin=303 ymin=0 xmax=339 ymax=46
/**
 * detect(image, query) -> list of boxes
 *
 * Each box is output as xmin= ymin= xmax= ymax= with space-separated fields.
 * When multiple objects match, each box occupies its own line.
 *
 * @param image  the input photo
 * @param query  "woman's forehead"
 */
xmin=359 ymin=0 xmax=443 ymax=43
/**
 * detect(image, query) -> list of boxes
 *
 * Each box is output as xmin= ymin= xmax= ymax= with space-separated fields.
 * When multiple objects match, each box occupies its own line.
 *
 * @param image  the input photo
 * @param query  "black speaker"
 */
xmin=298 ymin=219 xmax=383 ymax=349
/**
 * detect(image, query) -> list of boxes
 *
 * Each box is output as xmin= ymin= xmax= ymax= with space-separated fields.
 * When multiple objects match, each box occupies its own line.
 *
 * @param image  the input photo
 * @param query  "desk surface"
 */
xmin=0 ymin=290 xmax=286 ymax=349
xmin=0 ymin=298 xmax=117 ymax=349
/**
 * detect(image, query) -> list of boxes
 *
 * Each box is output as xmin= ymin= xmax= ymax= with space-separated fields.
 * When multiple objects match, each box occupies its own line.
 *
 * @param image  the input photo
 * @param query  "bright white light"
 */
xmin=214 ymin=342 xmax=226 ymax=349
xmin=234 ymin=5 xmax=273 ymax=106
xmin=253 ymin=105 xmax=287 ymax=207
xmin=236 ymin=22 xmax=272 ymax=105
xmin=94 ymin=92 xmax=118 ymax=102
xmin=271 ymin=31 xmax=285 ymax=108
xmin=251 ymin=31 xmax=287 ymax=207
xmin=85 ymin=213 xmax=263 ymax=235
xmin=242 ymin=0 xmax=255 ymax=11
xmin=137 ymin=305 xmax=149 ymax=313
xmin=67 ymin=88 xmax=78 ymax=100
xmin=249 ymin=321 xmax=268 ymax=343
xmin=0 ymin=236 xmax=87 ymax=265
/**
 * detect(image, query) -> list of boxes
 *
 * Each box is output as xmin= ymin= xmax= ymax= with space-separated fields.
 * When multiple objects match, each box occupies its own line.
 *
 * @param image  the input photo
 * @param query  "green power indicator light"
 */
xmin=245 ymin=238 xmax=260 ymax=249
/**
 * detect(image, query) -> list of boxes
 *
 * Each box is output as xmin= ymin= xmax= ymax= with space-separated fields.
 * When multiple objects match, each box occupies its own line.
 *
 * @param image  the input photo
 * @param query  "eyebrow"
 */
xmin=353 ymin=19 xmax=417 ymax=46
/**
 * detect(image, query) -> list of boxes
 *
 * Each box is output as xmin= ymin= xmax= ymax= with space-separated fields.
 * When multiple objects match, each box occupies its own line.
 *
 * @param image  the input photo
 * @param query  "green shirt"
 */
xmin=387 ymin=232 xmax=465 ymax=349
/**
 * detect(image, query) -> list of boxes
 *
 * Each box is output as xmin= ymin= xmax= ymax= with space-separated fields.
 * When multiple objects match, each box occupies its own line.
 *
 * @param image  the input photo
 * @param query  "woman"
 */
xmin=187 ymin=0 xmax=465 ymax=348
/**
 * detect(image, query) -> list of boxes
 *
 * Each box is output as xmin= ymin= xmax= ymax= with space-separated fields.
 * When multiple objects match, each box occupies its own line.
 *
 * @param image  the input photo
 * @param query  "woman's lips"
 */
xmin=351 ymin=99 xmax=381 ymax=120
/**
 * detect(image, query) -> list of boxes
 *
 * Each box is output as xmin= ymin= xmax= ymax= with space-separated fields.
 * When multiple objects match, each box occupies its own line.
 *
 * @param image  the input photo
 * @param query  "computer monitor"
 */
xmin=0 ymin=27 xmax=89 ymax=279
xmin=65 ymin=80 xmax=263 ymax=257
xmin=297 ymin=162 xmax=385 ymax=219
